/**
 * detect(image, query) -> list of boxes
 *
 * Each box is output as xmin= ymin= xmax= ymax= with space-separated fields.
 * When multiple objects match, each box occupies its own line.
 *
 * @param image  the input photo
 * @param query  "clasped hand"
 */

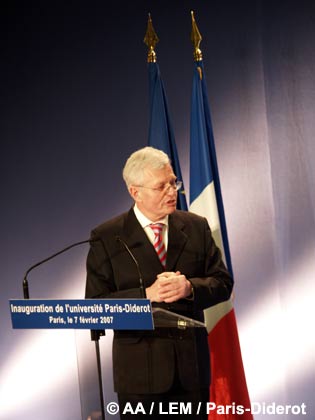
xmin=146 ymin=271 xmax=192 ymax=303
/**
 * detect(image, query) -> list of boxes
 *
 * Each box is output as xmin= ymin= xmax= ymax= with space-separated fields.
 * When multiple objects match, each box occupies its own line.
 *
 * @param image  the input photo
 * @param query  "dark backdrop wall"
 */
xmin=1 ymin=1 xmax=315 ymax=419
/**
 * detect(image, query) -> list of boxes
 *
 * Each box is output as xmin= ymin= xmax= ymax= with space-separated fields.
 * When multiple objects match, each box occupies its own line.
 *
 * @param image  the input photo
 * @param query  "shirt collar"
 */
xmin=133 ymin=204 xmax=169 ymax=228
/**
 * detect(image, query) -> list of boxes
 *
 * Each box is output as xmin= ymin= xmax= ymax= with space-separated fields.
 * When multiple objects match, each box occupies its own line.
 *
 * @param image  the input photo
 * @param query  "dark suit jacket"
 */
xmin=85 ymin=208 xmax=233 ymax=394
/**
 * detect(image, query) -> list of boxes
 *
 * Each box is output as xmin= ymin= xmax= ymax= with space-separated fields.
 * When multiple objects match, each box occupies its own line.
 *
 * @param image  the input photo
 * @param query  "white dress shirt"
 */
xmin=133 ymin=204 xmax=169 ymax=250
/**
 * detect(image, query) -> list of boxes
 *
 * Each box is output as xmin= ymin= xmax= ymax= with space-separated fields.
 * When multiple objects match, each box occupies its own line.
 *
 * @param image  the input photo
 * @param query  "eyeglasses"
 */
xmin=135 ymin=180 xmax=183 ymax=193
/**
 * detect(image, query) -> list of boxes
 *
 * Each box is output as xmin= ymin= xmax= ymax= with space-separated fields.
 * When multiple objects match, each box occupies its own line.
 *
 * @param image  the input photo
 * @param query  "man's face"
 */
xmin=129 ymin=164 xmax=178 ymax=221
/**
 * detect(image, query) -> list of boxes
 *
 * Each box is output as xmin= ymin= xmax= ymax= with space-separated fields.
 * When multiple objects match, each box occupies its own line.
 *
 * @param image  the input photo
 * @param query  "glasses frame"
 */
xmin=134 ymin=180 xmax=183 ymax=193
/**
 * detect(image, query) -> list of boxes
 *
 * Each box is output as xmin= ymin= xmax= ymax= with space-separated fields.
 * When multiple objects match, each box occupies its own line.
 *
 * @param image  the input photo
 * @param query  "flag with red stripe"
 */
xmin=189 ymin=14 xmax=252 ymax=419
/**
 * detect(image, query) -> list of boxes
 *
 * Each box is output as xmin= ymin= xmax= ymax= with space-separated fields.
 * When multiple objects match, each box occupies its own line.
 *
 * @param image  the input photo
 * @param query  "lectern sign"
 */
xmin=10 ymin=299 xmax=154 ymax=330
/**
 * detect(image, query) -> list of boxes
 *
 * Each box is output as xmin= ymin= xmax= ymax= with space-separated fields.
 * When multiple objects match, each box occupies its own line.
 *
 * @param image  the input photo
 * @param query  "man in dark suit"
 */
xmin=85 ymin=146 xmax=233 ymax=419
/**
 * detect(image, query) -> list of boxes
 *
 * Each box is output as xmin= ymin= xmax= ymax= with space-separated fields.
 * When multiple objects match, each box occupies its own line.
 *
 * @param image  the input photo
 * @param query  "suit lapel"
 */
xmin=165 ymin=212 xmax=188 ymax=271
xmin=121 ymin=209 xmax=188 ymax=275
xmin=121 ymin=208 xmax=164 ymax=278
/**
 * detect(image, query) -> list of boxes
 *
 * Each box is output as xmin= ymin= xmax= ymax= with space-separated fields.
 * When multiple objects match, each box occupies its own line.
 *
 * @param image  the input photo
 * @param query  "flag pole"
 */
xmin=144 ymin=13 xmax=159 ymax=63
xmin=191 ymin=11 xmax=203 ymax=62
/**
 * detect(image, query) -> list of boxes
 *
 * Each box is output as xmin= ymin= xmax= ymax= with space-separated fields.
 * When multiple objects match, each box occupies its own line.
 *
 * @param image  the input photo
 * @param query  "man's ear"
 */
xmin=129 ymin=185 xmax=142 ymax=202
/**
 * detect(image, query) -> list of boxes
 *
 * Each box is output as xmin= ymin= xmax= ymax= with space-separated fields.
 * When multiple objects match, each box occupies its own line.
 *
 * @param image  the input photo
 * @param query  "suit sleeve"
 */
xmin=85 ymin=229 xmax=143 ymax=299
xmin=188 ymin=218 xmax=234 ymax=311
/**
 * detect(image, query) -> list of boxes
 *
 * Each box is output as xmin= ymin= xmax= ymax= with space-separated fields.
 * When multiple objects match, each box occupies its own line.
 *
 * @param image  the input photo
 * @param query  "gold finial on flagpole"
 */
xmin=191 ymin=11 xmax=203 ymax=62
xmin=144 ymin=13 xmax=159 ymax=63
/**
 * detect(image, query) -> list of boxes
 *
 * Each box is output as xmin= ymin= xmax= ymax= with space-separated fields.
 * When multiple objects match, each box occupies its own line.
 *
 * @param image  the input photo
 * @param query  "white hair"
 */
xmin=122 ymin=146 xmax=170 ymax=187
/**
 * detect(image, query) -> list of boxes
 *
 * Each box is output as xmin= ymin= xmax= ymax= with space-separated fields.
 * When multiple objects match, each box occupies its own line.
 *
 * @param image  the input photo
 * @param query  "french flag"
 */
xmin=190 ymin=56 xmax=252 ymax=419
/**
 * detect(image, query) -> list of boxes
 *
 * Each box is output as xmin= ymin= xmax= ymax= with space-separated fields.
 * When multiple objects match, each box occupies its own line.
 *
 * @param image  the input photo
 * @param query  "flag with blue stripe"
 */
xmin=190 ymin=60 xmax=232 ymax=273
xmin=148 ymin=62 xmax=188 ymax=210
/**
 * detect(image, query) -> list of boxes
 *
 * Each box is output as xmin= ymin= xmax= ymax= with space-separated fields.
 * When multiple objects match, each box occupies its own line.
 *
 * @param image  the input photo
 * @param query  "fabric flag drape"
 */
xmin=190 ymin=59 xmax=252 ymax=419
xmin=147 ymin=61 xmax=188 ymax=210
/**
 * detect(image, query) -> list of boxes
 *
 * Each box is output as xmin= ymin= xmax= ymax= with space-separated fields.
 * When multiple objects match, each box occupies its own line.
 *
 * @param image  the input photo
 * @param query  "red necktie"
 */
xmin=150 ymin=223 xmax=167 ymax=268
